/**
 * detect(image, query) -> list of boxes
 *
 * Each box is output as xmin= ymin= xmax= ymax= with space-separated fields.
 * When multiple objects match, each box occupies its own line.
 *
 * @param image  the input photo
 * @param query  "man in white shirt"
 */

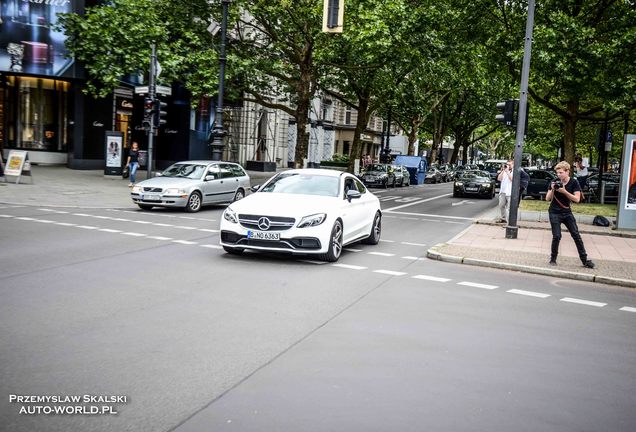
xmin=574 ymin=153 xmax=589 ymax=189
xmin=497 ymin=159 xmax=513 ymax=223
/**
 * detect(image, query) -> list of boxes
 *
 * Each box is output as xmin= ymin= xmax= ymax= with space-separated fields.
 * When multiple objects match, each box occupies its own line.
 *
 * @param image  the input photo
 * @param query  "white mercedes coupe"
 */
xmin=219 ymin=169 xmax=382 ymax=262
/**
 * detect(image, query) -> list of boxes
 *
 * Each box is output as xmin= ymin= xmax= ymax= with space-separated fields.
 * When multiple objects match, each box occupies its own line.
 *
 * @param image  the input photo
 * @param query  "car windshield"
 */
xmin=161 ymin=163 xmax=207 ymax=179
xmin=460 ymin=172 xmax=489 ymax=181
xmin=366 ymin=164 xmax=387 ymax=172
xmin=260 ymin=173 xmax=340 ymax=197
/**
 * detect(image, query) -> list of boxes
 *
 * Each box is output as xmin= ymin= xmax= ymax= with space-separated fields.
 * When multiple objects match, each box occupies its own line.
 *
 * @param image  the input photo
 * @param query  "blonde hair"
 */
xmin=554 ymin=161 xmax=570 ymax=172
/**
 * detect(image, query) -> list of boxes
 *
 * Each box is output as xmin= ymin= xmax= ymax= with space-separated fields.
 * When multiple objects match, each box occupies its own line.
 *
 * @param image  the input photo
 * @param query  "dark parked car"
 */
xmin=453 ymin=170 xmax=496 ymax=199
xmin=391 ymin=164 xmax=411 ymax=187
xmin=525 ymin=169 xmax=557 ymax=199
xmin=587 ymin=173 xmax=621 ymax=203
xmin=361 ymin=163 xmax=396 ymax=188
xmin=425 ymin=167 xmax=443 ymax=184
xmin=436 ymin=164 xmax=452 ymax=182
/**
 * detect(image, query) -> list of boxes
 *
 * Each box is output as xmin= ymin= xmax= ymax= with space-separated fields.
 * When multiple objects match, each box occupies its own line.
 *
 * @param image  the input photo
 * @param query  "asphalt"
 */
xmin=1 ymin=164 xmax=635 ymax=288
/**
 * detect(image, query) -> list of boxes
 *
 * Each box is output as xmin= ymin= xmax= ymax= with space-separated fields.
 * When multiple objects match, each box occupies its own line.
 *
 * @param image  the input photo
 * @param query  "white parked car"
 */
xmin=220 ymin=169 xmax=382 ymax=262
xmin=131 ymin=161 xmax=250 ymax=212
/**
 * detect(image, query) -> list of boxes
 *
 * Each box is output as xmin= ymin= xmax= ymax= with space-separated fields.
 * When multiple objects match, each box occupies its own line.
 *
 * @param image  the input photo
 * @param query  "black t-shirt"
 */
xmin=549 ymin=178 xmax=581 ymax=214
xmin=129 ymin=150 xmax=139 ymax=164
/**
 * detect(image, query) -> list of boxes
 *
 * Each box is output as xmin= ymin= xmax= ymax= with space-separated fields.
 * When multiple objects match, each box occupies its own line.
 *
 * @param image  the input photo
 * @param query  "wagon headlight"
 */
xmin=223 ymin=207 xmax=238 ymax=224
xmin=297 ymin=213 xmax=326 ymax=228
xmin=164 ymin=188 xmax=186 ymax=195
xmin=131 ymin=185 xmax=142 ymax=193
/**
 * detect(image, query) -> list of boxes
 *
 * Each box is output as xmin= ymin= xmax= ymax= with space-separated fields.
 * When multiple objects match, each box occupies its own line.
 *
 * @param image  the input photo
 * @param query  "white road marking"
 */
xmin=154 ymin=223 xmax=173 ymax=227
xmin=147 ymin=236 xmax=173 ymax=241
xmin=121 ymin=232 xmax=146 ymax=237
xmin=298 ymin=259 xmax=328 ymax=265
xmin=0 ymin=214 xmax=13 ymax=218
xmin=33 ymin=219 xmax=55 ymax=223
xmin=384 ymin=210 xmax=473 ymax=221
xmin=402 ymin=256 xmax=426 ymax=261
xmin=444 ymin=221 xmax=466 ymax=225
xmin=172 ymin=240 xmax=198 ymax=245
xmin=174 ymin=226 xmax=197 ymax=230
xmin=98 ymin=228 xmax=122 ymax=233
xmin=374 ymin=270 xmax=407 ymax=276
xmin=16 ymin=217 xmax=35 ymax=221
xmin=620 ymin=307 xmax=636 ymax=313
xmin=55 ymin=222 xmax=76 ymax=227
xmin=201 ymin=244 xmax=223 ymax=249
xmin=199 ymin=229 xmax=219 ymax=233
xmin=458 ymin=281 xmax=498 ymax=290
xmin=560 ymin=297 xmax=607 ymax=308
xmin=94 ymin=215 xmax=111 ymax=219
xmin=132 ymin=220 xmax=152 ymax=224
xmin=383 ymin=193 xmax=451 ymax=211
xmin=412 ymin=275 xmax=451 ymax=282
xmin=379 ymin=239 xmax=395 ymax=243
xmin=332 ymin=264 xmax=367 ymax=270
xmin=343 ymin=248 xmax=362 ymax=252
xmin=112 ymin=218 xmax=131 ymax=222
xmin=507 ymin=289 xmax=551 ymax=299
xmin=72 ymin=213 xmax=91 ymax=217
xmin=401 ymin=242 xmax=427 ymax=247
xmin=368 ymin=252 xmax=395 ymax=257
xmin=76 ymin=225 xmax=98 ymax=230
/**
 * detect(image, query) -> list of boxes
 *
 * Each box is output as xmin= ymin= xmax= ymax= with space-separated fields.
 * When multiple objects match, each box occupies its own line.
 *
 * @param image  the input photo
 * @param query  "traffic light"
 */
xmin=495 ymin=99 xmax=516 ymax=127
xmin=154 ymin=99 xmax=167 ymax=128
xmin=323 ymin=0 xmax=344 ymax=33
xmin=142 ymin=97 xmax=154 ymax=131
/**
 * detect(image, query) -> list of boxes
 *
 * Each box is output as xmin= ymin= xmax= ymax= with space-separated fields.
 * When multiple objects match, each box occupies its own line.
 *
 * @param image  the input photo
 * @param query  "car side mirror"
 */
xmin=205 ymin=175 xmax=217 ymax=181
xmin=346 ymin=189 xmax=362 ymax=202
xmin=154 ymin=172 xmax=162 ymax=177
xmin=250 ymin=185 xmax=261 ymax=192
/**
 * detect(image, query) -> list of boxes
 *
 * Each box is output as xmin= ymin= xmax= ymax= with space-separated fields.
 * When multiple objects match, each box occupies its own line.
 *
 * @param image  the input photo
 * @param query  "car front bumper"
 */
xmin=131 ymin=193 xmax=188 ymax=208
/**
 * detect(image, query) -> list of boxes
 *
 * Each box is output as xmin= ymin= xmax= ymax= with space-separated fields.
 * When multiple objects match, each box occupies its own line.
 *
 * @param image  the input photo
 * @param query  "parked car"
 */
xmin=587 ymin=173 xmax=621 ymax=203
xmin=525 ymin=169 xmax=557 ymax=199
xmin=453 ymin=170 xmax=496 ymax=198
xmin=361 ymin=163 xmax=396 ymax=188
xmin=437 ymin=164 xmax=453 ymax=182
xmin=131 ymin=160 xmax=250 ymax=212
xmin=391 ymin=164 xmax=411 ymax=187
xmin=483 ymin=159 xmax=509 ymax=184
xmin=220 ymin=169 xmax=382 ymax=262
xmin=425 ymin=167 xmax=443 ymax=183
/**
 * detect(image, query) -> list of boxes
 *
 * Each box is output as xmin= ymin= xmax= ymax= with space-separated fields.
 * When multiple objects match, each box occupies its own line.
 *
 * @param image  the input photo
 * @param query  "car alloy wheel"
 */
xmin=320 ymin=220 xmax=343 ymax=262
xmin=233 ymin=189 xmax=245 ymax=202
xmin=362 ymin=212 xmax=381 ymax=245
xmin=185 ymin=191 xmax=202 ymax=212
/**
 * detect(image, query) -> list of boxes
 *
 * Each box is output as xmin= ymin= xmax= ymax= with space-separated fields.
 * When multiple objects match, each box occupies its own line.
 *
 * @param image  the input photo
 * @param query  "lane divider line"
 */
xmin=412 ymin=275 xmax=451 ymax=282
xmin=507 ymin=289 xmax=551 ymax=299
xmin=458 ymin=281 xmax=499 ymax=290
xmin=332 ymin=264 xmax=367 ymax=270
xmin=560 ymin=297 xmax=607 ymax=308
xmin=374 ymin=270 xmax=407 ymax=276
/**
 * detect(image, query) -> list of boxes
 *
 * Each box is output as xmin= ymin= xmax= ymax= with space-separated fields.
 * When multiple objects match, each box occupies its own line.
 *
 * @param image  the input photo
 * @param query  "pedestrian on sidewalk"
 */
xmin=509 ymin=159 xmax=530 ymax=208
xmin=126 ymin=141 xmax=140 ymax=187
xmin=545 ymin=161 xmax=595 ymax=268
xmin=574 ymin=153 xmax=589 ymax=190
xmin=497 ymin=160 xmax=513 ymax=223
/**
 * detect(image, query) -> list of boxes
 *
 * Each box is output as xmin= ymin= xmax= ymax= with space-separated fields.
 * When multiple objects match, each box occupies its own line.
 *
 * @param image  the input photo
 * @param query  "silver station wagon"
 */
xmin=131 ymin=161 xmax=250 ymax=212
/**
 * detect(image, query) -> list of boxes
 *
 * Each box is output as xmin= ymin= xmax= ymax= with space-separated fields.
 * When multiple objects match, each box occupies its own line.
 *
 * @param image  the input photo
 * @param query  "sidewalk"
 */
xmin=0 ymin=164 xmax=280 ymax=209
xmin=2 ymin=165 xmax=635 ymax=287
xmin=428 ymin=207 xmax=636 ymax=288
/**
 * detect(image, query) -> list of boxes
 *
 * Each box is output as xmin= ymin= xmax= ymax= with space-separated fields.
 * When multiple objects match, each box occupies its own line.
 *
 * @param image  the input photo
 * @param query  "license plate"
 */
xmin=466 ymin=187 xmax=478 ymax=191
xmin=247 ymin=230 xmax=280 ymax=240
xmin=141 ymin=193 xmax=161 ymax=201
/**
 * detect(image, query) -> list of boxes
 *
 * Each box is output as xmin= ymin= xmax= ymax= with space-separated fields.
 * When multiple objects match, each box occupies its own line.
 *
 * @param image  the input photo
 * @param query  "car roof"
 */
xmin=281 ymin=168 xmax=348 ymax=178
xmin=171 ymin=160 xmax=241 ymax=165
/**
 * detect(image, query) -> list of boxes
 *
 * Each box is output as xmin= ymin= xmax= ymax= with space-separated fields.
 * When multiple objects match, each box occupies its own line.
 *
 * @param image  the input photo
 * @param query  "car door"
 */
xmin=341 ymin=176 xmax=370 ymax=243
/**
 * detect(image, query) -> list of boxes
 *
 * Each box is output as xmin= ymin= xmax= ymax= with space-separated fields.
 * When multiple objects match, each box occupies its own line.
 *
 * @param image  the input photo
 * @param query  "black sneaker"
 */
xmin=549 ymin=258 xmax=557 ymax=266
xmin=583 ymin=260 xmax=595 ymax=269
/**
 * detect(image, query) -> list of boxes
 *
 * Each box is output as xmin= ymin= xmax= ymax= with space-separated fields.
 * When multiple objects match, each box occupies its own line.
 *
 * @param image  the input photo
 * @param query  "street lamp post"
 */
xmin=210 ymin=0 xmax=231 ymax=161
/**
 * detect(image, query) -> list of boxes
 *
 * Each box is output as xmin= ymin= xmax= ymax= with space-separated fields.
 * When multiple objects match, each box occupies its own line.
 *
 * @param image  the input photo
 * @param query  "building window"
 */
xmin=343 ymin=140 xmax=350 ymax=155
xmin=345 ymin=108 xmax=352 ymax=125
xmin=3 ymin=76 xmax=69 ymax=152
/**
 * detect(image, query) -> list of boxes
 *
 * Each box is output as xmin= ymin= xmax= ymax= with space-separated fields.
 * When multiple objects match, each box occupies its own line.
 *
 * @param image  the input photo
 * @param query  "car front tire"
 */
xmin=319 ymin=220 xmax=343 ymax=262
xmin=361 ymin=212 xmax=381 ymax=245
xmin=185 ymin=191 xmax=202 ymax=212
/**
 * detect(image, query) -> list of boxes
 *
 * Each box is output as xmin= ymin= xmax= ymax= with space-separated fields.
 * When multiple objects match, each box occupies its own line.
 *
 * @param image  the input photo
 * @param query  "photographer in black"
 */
xmin=545 ymin=161 xmax=595 ymax=268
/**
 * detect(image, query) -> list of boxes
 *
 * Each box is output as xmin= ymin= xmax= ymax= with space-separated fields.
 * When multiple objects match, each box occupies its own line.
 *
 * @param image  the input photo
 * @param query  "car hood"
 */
xmin=363 ymin=171 xmax=387 ymax=176
xmin=136 ymin=177 xmax=199 ymax=188
xmin=227 ymin=192 xmax=339 ymax=216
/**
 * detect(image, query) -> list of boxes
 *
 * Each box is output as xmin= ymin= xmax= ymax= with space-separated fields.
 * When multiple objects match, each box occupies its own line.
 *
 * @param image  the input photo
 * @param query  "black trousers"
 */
xmin=549 ymin=211 xmax=588 ymax=263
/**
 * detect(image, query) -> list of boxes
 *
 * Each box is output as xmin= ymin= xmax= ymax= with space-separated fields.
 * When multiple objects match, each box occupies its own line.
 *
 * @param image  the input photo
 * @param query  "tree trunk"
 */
xmin=294 ymin=99 xmax=310 ymax=168
xmin=347 ymin=96 xmax=370 ymax=173
xmin=563 ymin=98 xmax=578 ymax=165
xmin=407 ymin=115 xmax=420 ymax=156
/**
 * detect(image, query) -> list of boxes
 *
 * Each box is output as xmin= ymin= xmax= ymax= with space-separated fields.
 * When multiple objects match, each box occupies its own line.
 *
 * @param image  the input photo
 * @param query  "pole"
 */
xmin=146 ymin=43 xmax=156 ymax=180
xmin=210 ymin=0 xmax=230 ymax=161
xmin=506 ymin=0 xmax=535 ymax=239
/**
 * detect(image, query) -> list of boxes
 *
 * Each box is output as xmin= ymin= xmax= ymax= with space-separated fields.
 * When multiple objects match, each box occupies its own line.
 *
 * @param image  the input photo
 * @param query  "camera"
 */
xmin=553 ymin=180 xmax=563 ymax=189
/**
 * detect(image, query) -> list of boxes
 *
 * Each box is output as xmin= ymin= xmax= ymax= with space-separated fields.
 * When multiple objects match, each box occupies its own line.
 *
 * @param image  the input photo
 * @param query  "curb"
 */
xmin=426 ymin=243 xmax=636 ymax=289
xmin=474 ymin=219 xmax=636 ymax=239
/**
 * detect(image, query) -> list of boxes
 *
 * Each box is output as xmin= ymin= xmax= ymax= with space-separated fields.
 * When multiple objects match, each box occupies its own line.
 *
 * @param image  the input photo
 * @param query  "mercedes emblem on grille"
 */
xmin=257 ymin=217 xmax=271 ymax=230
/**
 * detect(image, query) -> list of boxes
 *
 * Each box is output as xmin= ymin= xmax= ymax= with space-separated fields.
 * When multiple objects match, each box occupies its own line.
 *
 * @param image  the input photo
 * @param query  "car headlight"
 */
xmin=484 ymin=184 xmax=491 ymax=188
xmin=223 ymin=207 xmax=238 ymax=224
xmin=297 ymin=213 xmax=326 ymax=228
xmin=164 ymin=188 xmax=186 ymax=195
xmin=131 ymin=185 xmax=142 ymax=193
xmin=455 ymin=182 xmax=463 ymax=186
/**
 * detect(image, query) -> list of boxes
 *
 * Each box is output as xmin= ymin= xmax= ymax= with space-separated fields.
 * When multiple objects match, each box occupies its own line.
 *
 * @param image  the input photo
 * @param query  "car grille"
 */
xmin=238 ymin=214 xmax=296 ymax=231
xmin=221 ymin=231 xmax=321 ymax=250
xmin=143 ymin=187 xmax=163 ymax=192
